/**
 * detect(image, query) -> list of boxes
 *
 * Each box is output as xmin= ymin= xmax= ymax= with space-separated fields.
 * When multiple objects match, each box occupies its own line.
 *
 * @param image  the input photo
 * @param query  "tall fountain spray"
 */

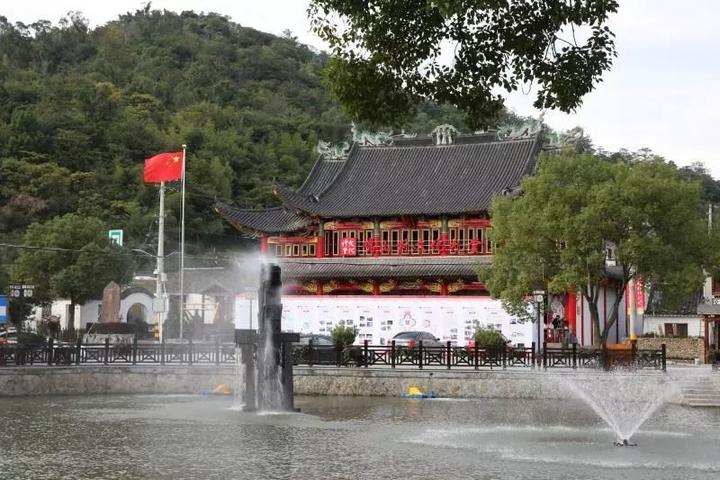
xmin=235 ymin=263 xmax=298 ymax=412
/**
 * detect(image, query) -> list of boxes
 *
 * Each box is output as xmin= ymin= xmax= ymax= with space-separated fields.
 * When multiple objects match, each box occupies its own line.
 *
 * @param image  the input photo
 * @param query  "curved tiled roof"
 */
xmin=298 ymin=155 xmax=348 ymax=196
xmin=276 ymin=135 xmax=541 ymax=217
xmin=215 ymin=203 xmax=309 ymax=234
xmin=279 ymin=256 xmax=491 ymax=280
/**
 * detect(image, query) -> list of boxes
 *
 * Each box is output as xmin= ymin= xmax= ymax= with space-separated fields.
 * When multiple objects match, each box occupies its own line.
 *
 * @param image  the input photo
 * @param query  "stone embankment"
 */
xmin=3 ymin=365 xmax=712 ymax=406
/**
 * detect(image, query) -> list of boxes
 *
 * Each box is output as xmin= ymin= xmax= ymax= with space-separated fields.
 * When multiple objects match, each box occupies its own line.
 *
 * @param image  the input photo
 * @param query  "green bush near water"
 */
xmin=473 ymin=326 xmax=505 ymax=349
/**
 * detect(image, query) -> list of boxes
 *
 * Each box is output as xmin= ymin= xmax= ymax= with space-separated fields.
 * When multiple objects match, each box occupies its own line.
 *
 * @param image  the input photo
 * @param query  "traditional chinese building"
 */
xmin=216 ymin=125 xmax=629 ymax=347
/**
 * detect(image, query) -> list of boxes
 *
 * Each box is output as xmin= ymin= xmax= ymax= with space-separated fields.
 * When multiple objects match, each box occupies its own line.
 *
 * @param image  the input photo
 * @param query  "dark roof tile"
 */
xmin=276 ymin=135 xmax=541 ymax=217
xmin=279 ymin=256 xmax=490 ymax=280
xmin=215 ymin=202 xmax=309 ymax=234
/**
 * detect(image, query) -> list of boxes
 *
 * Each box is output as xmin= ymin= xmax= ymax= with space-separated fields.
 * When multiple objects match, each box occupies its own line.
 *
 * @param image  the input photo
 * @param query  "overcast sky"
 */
xmin=4 ymin=1 xmax=719 ymax=177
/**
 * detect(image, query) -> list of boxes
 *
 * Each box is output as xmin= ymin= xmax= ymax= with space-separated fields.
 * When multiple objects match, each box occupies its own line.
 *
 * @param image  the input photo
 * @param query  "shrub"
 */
xmin=473 ymin=326 xmax=505 ymax=349
xmin=330 ymin=325 xmax=358 ymax=347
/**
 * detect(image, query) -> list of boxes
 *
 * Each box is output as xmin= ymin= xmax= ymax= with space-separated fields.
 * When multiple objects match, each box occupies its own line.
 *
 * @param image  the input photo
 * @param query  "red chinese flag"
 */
xmin=143 ymin=151 xmax=183 ymax=183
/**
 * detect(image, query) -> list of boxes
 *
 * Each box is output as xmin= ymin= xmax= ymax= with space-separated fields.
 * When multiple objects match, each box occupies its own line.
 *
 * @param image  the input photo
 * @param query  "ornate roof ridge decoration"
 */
xmin=351 ymin=121 xmax=394 ymax=147
xmin=430 ymin=124 xmax=460 ymax=145
xmin=316 ymin=139 xmax=351 ymax=160
xmin=497 ymin=113 xmax=545 ymax=140
xmin=545 ymin=126 xmax=587 ymax=150
xmin=392 ymin=130 xmax=417 ymax=139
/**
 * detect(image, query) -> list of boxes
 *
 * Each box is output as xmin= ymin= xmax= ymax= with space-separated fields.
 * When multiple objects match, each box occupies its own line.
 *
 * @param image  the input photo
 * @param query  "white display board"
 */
xmin=279 ymin=296 xmax=535 ymax=347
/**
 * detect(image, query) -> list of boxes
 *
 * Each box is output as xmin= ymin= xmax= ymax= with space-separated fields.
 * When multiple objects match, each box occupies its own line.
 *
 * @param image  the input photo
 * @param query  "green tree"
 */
xmin=330 ymin=325 xmax=357 ymax=347
xmin=481 ymin=152 xmax=717 ymax=345
xmin=13 ymin=214 xmax=135 ymax=326
xmin=308 ymin=0 xmax=618 ymax=128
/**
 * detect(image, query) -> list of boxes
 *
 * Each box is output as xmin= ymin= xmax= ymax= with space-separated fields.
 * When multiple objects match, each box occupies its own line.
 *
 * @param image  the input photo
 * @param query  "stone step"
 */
xmin=684 ymin=400 xmax=720 ymax=407
xmin=683 ymin=389 xmax=720 ymax=395
xmin=683 ymin=393 xmax=720 ymax=400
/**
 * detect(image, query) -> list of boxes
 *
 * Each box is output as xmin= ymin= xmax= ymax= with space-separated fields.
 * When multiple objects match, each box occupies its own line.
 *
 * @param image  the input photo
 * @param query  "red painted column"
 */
xmin=440 ymin=281 xmax=449 ymax=296
xmin=580 ymin=295 xmax=585 ymax=345
xmin=372 ymin=235 xmax=381 ymax=257
xmin=439 ymin=232 xmax=450 ymax=256
xmin=260 ymin=236 xmax=268 ymax=255
xmin=317 ymin=281 xmax=324 ymax=296
xmin=316 ymin=236 xmax=324 ymax=258
xmin=372 ymin=281 xmax=380 ymax=296
xmin=565 ymin=288 xmax=576 ymax=334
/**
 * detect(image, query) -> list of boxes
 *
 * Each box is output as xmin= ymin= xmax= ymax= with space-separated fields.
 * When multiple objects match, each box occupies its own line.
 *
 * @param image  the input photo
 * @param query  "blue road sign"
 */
xmin=0 ymin=295 xmax=8 ymax=324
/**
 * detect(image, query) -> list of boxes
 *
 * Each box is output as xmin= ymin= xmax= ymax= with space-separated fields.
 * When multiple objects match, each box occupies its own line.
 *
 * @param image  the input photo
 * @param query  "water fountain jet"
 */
xmin=234 ymin=263 xmax=298 ymax=412
xmin=557 ymin=370 xmax=678 ymax=445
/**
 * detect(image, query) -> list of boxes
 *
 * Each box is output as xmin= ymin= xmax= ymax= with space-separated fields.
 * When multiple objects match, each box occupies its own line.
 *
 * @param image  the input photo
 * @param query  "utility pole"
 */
xmin=155 ymin=182 xmax=166 ymax=342
xmin=179 ymin=144 xmax=187 ymax=342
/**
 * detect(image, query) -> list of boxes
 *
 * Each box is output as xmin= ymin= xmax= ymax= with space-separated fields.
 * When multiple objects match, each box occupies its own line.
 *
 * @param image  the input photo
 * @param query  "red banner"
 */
xmin=339 ymin=237 xmax=357 ymax=256
xmin=635 ymin=277 xmax=645 ymax=314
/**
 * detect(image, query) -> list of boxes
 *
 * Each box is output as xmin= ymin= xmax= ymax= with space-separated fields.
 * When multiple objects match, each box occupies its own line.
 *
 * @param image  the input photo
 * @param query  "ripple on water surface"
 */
xmin=0 ymin=395 xmax=718 ymax=480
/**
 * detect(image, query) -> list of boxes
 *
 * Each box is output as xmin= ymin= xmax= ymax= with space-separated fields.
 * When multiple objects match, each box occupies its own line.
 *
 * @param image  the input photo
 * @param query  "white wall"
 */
xmin=233 ymin=295 xmax=259 ymax=330
xmin=31 ymin=292 xmax=155 ymax=330
xmin=575 ymin=286 xmax=629 ymax=345
xmin=279 ymin=295 xmax=535 ymax=347
xmin=643 ymin=315 xmax=703 ymax=337
xmin=121 ymin=292 xmax=153 ymax=324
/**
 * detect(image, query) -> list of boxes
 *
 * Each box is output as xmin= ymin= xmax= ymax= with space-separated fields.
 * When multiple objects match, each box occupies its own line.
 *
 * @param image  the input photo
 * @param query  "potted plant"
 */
xmin=330 ymin=325 xmax=362 ymax=366
xmin=473 ymin=326 xmax=507 ymax=349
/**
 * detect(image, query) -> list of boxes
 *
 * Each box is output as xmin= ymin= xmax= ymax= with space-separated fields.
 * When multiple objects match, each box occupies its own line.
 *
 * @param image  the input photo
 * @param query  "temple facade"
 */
xmin=217 ymin=125 xmax=629 ymax=347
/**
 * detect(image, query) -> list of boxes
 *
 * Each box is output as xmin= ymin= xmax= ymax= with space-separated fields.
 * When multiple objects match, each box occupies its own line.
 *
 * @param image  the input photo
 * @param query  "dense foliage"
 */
xmin=309 ymin=0 xmax=618 ymax=128
xmin=13 ymin=214 xmax=134 ymax=324
xmin=481 ymin=152 xmax=719 ymax=344
xmin=0 ymin=8 xmax=475 ymax=301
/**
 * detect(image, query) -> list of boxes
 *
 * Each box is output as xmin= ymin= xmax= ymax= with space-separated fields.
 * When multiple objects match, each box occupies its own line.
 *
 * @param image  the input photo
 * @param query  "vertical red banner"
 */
xmin=635 ymin=277 xmax=645 ymax=314
xmin=339 ymin=237 xmax=357 ymax=256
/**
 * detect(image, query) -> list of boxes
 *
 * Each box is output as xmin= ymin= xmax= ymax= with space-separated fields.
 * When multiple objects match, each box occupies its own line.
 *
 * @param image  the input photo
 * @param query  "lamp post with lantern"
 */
xmin=533 ymin=289 xmax=545 ymax=365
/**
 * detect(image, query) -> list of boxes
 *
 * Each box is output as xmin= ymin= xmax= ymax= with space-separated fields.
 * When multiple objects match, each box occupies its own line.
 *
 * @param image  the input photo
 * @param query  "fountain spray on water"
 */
xmin=557 ymin=371 xmax=679 ymax=445
xmin=233 ymin=258 xmax=298 ymax=412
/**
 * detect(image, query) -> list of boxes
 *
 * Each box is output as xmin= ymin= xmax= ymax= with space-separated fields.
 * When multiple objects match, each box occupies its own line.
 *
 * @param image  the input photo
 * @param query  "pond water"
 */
xmin=1 ymin=395 xmax=719 ymax=479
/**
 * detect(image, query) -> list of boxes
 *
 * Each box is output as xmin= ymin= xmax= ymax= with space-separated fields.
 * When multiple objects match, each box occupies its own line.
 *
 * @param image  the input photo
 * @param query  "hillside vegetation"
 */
xmin=0 ymin=8 xmax=473 ymax=291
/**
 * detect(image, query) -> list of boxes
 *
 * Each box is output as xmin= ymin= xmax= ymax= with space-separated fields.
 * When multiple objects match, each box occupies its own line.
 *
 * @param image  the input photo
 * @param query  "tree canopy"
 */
xmin=0 ymin=8 xmax=473 ymax=299
xmin=309 ymin=0 xmax=619 ymax=128
xmin=481 ymin=151 xmax=718 ymax=344
xmin=13 ymin=214 xmax=134 ymax=324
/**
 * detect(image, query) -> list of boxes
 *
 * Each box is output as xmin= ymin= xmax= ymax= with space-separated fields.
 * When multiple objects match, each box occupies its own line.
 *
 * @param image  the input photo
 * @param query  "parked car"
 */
xmin=391 ymin=331 xmax=444 ymax=349
xmin=292 ymin=334 xmax=366 ymax=366
xmin=295 ymin=334 xmax=334 ymax=347
xmin=293 ymin=334 xmax=336 ymax=365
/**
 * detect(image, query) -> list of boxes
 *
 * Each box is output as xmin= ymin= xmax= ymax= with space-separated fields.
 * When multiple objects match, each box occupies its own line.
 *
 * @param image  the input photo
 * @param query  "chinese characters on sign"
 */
xmin=9 ymin=284 xmax=34 ymax=299
xmin=339 ymin=237 xmax=357 ymax=256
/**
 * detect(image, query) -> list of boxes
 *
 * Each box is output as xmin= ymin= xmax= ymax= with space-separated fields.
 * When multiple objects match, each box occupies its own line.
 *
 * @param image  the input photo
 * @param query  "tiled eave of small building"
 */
xmin=278 ymin=256 xmax=491 ymax=280
xmin=214 ymin=203 xmax=310 ymax=235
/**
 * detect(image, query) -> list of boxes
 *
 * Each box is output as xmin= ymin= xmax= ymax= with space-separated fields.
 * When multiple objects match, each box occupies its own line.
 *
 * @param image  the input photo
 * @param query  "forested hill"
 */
xmin=0 ymin=8 xmax=470 ymax=266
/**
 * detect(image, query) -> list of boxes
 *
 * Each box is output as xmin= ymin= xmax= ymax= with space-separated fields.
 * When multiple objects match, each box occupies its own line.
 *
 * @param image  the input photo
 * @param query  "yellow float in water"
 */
xmin=211 ymin=384 xmax=232 ymax=395
xmin=402 ymin=386 xmax=437 ymax=399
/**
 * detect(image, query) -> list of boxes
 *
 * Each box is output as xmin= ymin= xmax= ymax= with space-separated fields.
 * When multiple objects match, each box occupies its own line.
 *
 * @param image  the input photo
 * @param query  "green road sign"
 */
xmin=108 ymin=229 xmax=123 ymax=246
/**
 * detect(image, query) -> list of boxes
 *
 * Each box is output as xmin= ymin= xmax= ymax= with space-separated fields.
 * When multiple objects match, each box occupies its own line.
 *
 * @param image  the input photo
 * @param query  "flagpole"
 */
xmin=156 ymin=181 xmax=165 ymax=343
xmin=179 ymin=144 xmax=187 ymax=342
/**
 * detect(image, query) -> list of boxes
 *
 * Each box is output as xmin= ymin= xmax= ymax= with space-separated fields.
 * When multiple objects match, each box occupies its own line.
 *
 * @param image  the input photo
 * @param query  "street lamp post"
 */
xmin=533 ymin=290 xmax=546 ymax=365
